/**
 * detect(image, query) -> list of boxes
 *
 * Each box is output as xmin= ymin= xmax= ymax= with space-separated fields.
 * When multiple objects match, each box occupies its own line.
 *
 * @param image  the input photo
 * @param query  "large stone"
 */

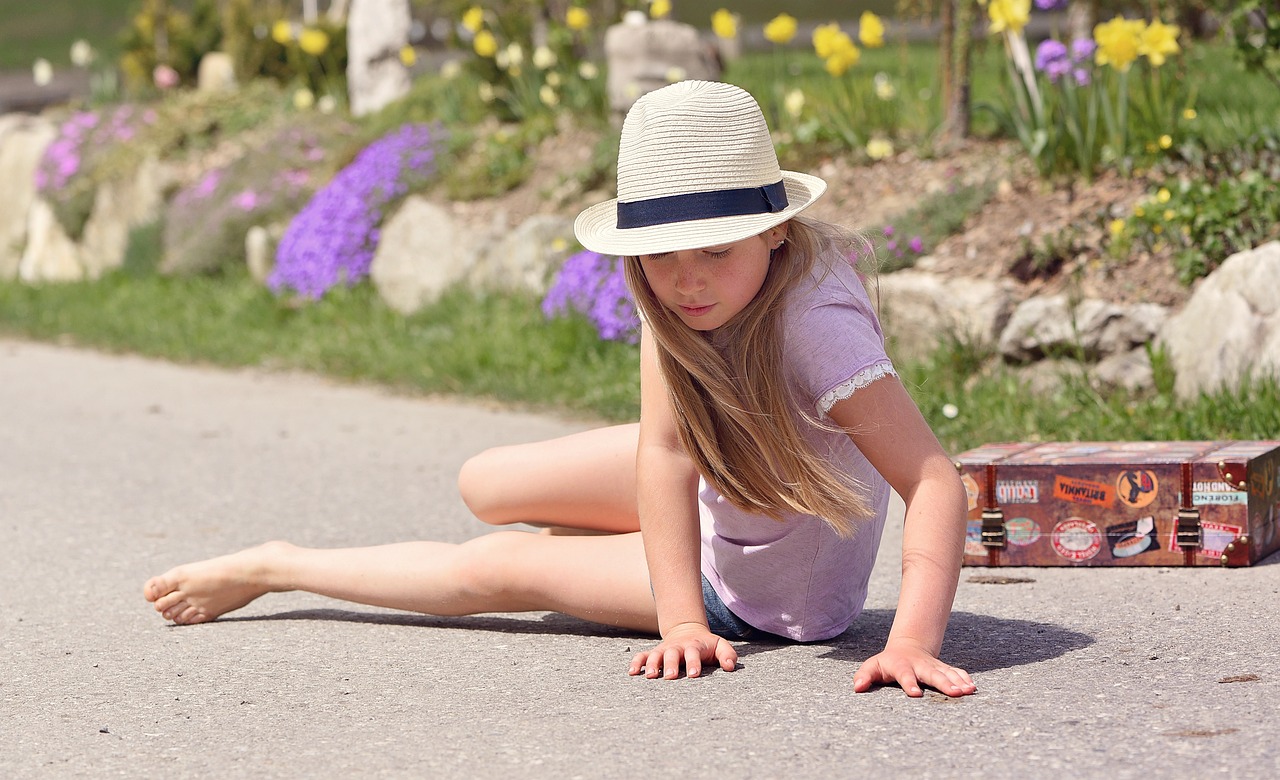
xmin=466 ymin=214 xmax=576 ymax=295
xmin=1159 ymin=241 xmax=1280 ymax=398
xmin=346 ymin=0 xmax=412 ymax=117
xmin=999 ymin=294 xmax=1167 ymax=363
xmin=370 ymin=197 xmax=475 ymax=314
xmin=604 ymin=15 xmax=720 ymax=115
xmin=18 ymin=198 xmax=83 ymax=283
xmin=875 ymin=269 xmax=1015 ymax=363
xmin=0 ymin=114 xmax=57 ymax=279
xmin=80 ymin=156 xmax=168 ymax=278
xmin=197 ymin=52 xmax=237 ymax=93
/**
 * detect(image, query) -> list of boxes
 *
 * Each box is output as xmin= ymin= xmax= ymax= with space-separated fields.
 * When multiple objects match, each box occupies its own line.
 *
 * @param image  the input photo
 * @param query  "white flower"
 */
xmin=539 ymin=84 xmax=559 ymax=107
xmin=505 ymin=42 xmax=524 ymax=66
xmin=664 ymin=66 xmax=686 ymax=83
xmin=578 ymin=62 xmax=599 ymax=80
xmin=317 ymin=94 xmax=337 ymax=114
xmin=478 ymin=81 xmax=495 ymax=103
xmin=866 ymin=138 xmax=894 ymax=161
xmin=70 ymin=40 xmax=94 ymax=67
xmin=873 ymin=72 xmax=896 ymax=100
xmin=293 ymin=87 xmax=315 ymax=110
xmin=32 ymin=58 xmax=53 ymax=86
xmin=942 ymin=403 xmax=959 ymax=419
xmin=546 ymin=71 xmax=562 ymax=87
xmin=623 ymin=10 xmax=647 ymax=26
xmin=784 ymin=89 xmax=805 ymax=118
xmin=440 ymin=60 xmax=462 ymax=80
xmin=532 ymin=46 xmax=556 ymax=70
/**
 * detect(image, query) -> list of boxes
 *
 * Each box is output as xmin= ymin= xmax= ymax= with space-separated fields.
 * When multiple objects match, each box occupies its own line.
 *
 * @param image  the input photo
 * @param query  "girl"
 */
xmin=144 ymin=81 xmax=976 ymax=699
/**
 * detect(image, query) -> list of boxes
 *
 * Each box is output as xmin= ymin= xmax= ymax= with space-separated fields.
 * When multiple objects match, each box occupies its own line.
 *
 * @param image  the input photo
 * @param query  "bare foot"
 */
xmin=143 ymin=541 xmax=292 ymax=624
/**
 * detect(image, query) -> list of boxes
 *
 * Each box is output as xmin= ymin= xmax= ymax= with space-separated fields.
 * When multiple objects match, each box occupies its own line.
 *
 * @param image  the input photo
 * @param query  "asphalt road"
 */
xmin=2 ymin=338 xmax=1277 ymax=779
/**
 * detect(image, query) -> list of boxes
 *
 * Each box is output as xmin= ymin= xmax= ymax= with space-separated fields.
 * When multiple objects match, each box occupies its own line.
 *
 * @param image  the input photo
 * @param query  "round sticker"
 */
xmin=1005 ymin=517 xmax=1042 ymax=547
xmin=1116 ymin=469 xmax=1158 ymax=509
xmin=1052 ymin=517 xmax=1102 ymax=562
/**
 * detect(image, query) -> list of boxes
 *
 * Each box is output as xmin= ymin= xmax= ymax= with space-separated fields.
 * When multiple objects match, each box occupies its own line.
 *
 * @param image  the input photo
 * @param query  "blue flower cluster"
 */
xmin=541 ymin=250 xmax=640 ymax=344
xmin=268 ymin=123 xmax=438 ymax=298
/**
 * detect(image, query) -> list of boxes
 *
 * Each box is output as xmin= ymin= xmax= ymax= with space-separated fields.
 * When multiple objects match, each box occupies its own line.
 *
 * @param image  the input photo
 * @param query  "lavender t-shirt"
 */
xmin=699 ymin=257 xmax=895 ymax=641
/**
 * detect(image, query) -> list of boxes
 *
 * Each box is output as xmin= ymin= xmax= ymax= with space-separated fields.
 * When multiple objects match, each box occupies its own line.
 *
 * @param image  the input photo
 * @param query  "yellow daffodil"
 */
xmin=1094 ymin=16 xmax=1143 ymax=72
xmin=298 ymin=28 xmax=330 ymax=56
xmin=1157 ymin=188 xmax=1171 ymax=203
xmin=293 ymin=87 xmax=315 ymax=110
xmin=271 ymin=20 xmax=293 ymax=45
xmin=650 ymin=0 xmax=671 ymax=19
xmin=1134 ymin=205 xmax=1146 ymax=218
xmin=1108 ymin=219 xmax=1126 ymax=238
xmin=1152 ymin=224 xmax=1163 ymax=234
xmin=1163 ymin=209 xmax=1175 ymax=221
xmin=866 ymin=138 xmax=894 ymax=161
xmin=812 ymin=23 xmax=843 ymax=59
xmin=986 ymin=0 xmax=1029 ymax=35
xmin=764 ymin=13 xmax=797 ymax=45
xmin=1183 ymin=107 xmax=1197 ymax=120
xmin=784 ymin=88 xmax=805 ymax=118
xmin=473 ymin=30 xmax=498 ymax=58
xmin=1139 ymin=18 xmax=1180 ymax=67
xmin=1158 ymin=134 xmax=1173 ymax=149
xmin=859 ymin=11 xmax=885 ymax=48
xmin=665 ymin=66 xmax=687 ymax=83
xmin=824 ymin=42 xmax=861 ymax=76
xmin=462 ymin=6 xmax=485 ymax=34
xmin=551 ymin=237 xmax=569 ymax=252
xmin=712 ymin=9 xmax=737 ymax=40
xmin=399 ymin=45 xmax=417 ymax=67
xmin=565 ymin=7 xmax=590 ymax=31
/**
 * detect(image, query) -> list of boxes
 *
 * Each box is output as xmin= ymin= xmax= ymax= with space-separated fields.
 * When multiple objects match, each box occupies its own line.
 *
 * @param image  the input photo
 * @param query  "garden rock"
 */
xmin=604 ymin=16 xmax=720 ymax=116
xmin=875 ymin=269 xmax=1015 ymax=364
xmin=197 ymin=52 xmax=237 ymax=93
xmin=0 ymin=114 xmax=56 ymax=279
xmin=1159 ymin=241 xmax=1280 ymax=399
xmin=79 ymin=156 xmax=168 ymax=278
xmin=18 ymin=199 xmax=82 ymax=283
xmin=998 ymin=294 xmax=1167 ymax=364
xmin=370 ymin=197 xmax=477 ymax=314
xmin=465 ymin=214 xmax=576 ymax=295
xmin=245 ymin=224 xmax=285 ymax=284
xmin=1093 ymin=347 xmax=1154 ymax=393
xmin=346 ymin=0 xmax=412 ymax=118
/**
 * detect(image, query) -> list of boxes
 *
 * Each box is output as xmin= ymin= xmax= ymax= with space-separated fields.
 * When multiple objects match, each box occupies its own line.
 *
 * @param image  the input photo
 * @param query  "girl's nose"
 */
xmin=673 ymin=257 xmax=703 ymax=293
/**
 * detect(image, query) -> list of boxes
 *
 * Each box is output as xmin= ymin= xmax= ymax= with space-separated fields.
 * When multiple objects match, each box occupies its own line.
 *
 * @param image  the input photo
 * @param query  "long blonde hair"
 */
xmin=624 ymin=218 xmax=875 ymax=538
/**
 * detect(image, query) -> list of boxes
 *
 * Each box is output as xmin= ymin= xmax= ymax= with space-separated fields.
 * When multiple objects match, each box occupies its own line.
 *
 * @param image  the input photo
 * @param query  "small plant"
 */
xmin=541 ymin=250 xmax=639 ymax=344
xmin=268 ymin=123 xmax=441 ymax=299
xmin=873 ymin=178 xmax=997 ymax=272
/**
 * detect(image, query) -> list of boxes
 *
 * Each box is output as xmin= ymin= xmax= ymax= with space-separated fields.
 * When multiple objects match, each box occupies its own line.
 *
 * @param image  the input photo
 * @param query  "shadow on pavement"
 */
xmin=208 ymin=607 xmax=653 ymax=639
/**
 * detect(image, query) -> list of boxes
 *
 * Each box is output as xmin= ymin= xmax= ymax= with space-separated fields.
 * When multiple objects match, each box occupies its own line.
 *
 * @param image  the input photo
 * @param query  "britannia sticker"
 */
xmin=1052 ymin=517 xmax=1102 ymax=561
xmin=1005 ymin=517 xmax=1041 ymax=547
xmin=1107 ymin=516 xmax=1158 ymax=558
xmin=1115 ymin=469 xmax=1158 ymax=509
xmin=1053 ymin=475 xmax=1116 ymax=507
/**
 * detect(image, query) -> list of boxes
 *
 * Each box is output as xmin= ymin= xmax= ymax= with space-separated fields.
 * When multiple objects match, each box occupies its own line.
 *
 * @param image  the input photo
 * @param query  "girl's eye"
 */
xmin=705 ymin=248 xmax=732 ymax=259
xmin=641 ymin=253 xmax=671 ymax=262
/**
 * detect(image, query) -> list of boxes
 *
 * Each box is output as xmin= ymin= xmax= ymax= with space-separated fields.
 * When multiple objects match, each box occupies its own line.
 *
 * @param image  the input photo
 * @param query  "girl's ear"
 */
xmin=766 ymin=221 xmax=790 ymax=247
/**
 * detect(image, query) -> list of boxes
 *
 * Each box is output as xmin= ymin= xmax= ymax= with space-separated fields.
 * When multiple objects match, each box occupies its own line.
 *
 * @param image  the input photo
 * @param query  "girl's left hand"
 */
xmin=852 ymin=638 xmax=977 ymax=698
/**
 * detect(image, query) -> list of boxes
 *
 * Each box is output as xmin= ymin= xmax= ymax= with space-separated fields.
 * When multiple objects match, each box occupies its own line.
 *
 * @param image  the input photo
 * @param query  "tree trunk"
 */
xmin=1067 ymin=0 xmax=1096 ymax=42
xmin=944 ymin=0 xmax=974 ymax=141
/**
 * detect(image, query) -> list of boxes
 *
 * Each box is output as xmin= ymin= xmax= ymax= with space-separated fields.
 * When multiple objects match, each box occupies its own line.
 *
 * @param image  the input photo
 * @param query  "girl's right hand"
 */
xmin=628 ymin=623 xmax=738 ymax=680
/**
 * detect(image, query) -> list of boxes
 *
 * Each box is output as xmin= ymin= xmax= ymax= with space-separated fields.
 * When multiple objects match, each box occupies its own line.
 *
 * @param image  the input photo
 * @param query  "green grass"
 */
xmin=0 ymin=0 xmax=137 ymax=69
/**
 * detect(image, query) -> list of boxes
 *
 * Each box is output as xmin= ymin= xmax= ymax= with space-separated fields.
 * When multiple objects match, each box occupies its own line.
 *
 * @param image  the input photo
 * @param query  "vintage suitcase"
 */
xmin=954 ymin=441 xmax=1280 ymax=567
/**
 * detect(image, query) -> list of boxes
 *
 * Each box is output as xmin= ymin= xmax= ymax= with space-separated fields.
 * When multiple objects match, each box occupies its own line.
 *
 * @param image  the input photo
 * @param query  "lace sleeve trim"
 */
xmin=816 ymin=361 xmax=898 ymax=416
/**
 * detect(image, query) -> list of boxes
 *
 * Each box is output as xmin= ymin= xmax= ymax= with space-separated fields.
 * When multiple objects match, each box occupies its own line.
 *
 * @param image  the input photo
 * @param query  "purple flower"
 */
xmin=1072 ymin=67 xmax=1091 ymax=87
xmin=1070 ymin=38 xmax=1096 ymax=63
xmin=883 ymin=225 xmax=895 ymax=238
xmin=1035 ymin=0 xmax=1068 ymax=10
xmin=909 ymin=235 xmax=924 ymax=253
xmin=232 ymin=189 xmax=260 ymax=211
xmin=268 ymin=123 xmax=439 ymax=299
xmin=1035 ymin=39 xmax=1071 ymax=83
xmin=542 ymin=250 xmax=639 ymax=343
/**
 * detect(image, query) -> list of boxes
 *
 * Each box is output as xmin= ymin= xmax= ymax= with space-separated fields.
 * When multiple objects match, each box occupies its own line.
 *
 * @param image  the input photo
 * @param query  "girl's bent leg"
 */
xmin=459 ymin=423 xmax=640 ymax=533
xmin=143 ymin=531 xmax=658 ymax=633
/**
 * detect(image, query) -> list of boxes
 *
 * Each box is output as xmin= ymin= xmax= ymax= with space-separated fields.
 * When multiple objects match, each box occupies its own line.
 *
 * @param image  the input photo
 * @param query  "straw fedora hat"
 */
xmin=574 ymin=80 xmax=827 ymax=256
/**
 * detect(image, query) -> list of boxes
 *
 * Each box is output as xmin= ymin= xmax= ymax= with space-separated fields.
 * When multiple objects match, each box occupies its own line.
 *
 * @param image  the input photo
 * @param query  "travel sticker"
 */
xmin=961 ymin=472 xmax=980 ymax=512
xmin=964 ymin=520 xmax=986 ymax=557
xmin=997 ymin=480 xmax=1040 ymax=505
xmin=1115 ymin=469 xmax=1158 ymax=509
xmin=1107 ymin=516 xmax=1158 ymax=558
xmin=1193 ymin=480 xmax=1248 ymax=506
xmin=1053 ymin=475 xmax=1116 ymax=507
xmin=1005 ymin=517 xmax=1041 ymax=547
xmin=1168 ymin=520 xmax=1244 ymax=559
xmin=1052 ymin=517 xmax=1102 ymax=562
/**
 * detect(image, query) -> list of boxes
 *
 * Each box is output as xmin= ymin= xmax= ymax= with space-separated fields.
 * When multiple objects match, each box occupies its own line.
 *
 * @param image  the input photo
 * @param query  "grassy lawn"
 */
xmin=0 ymin=0 xmax=137 ymax=69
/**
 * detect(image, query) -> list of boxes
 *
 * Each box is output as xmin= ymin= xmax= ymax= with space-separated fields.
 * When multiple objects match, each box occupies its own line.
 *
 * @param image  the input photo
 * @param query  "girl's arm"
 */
xmin=628 ymin=324 xmax=738 ymax=680
xmin=828 ymin=374 xmax=977 ymax=698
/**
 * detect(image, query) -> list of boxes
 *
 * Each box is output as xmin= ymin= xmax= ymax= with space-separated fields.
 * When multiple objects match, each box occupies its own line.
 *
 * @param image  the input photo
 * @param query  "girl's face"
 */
xmin=638 ymin=225 xmax=787 ymax=331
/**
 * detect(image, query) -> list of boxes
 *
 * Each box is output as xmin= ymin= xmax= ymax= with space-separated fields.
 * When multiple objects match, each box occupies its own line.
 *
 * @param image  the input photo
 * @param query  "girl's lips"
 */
xmin=679 ymin=304 xmax=715 ymax=317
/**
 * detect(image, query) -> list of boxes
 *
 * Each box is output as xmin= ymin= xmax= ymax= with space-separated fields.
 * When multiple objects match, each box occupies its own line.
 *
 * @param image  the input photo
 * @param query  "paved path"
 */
xmin=2 ymin=338 xmax=1277 ymax=778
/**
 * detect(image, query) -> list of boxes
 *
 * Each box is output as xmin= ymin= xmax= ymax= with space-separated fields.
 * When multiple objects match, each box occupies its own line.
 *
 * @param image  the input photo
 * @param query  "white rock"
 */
xmin=0 ymin=115 xmax=57 ymax=279
xmin=999 ymin=294 xmax=1167 ymax=363
xmin=604 ymin=19 xmax=720 ymax=115
xmin=466 ymin=214 xmax=575 ymax=295
xmin=19 ymin=198 xmax=83 ymax=282
xmin=80 ymin=156 xmax=168 ymax=278
xmin=346 ymin=0 xmax=411 ymax=117
xmin=875 ymin=269 xmax=1015 ymax=364
xmin=197 ymin=52 xmax=237 ymax=93
xmin=370 ymin=197 xmax=474 ymax=314
xmin=1159 ymin=241 xmax=1280 ymax=398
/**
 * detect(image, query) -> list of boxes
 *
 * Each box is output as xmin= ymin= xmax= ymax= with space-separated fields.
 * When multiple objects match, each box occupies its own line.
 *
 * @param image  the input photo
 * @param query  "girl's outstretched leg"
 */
xmin=143 ymin=531 xmax=657 ymax=633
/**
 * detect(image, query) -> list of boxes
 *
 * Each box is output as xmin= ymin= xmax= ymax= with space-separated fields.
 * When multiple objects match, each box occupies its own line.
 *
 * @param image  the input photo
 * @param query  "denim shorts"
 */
xmin=700 ymin=575 xmax=764 ymax=641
